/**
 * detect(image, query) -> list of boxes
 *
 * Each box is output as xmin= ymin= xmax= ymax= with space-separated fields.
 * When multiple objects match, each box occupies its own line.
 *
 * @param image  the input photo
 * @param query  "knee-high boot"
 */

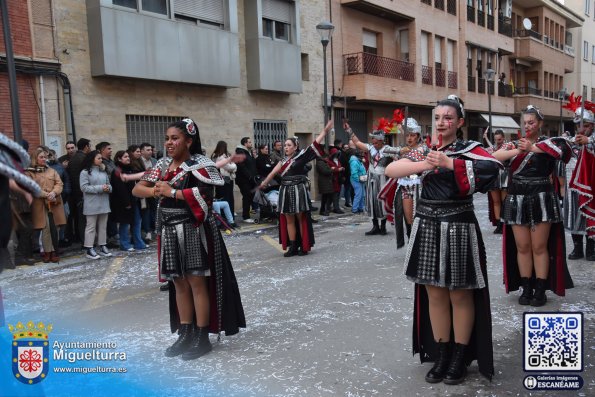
xmin=284 ymin=240 xmax=299 ymax=257
xmin=365 ymin=219 xmax=380 ymax=236
xmin=164 ymin=323 xmax=193 ymax=357
xmin=181 ymin=325 xmax=212 ymax=360
xmin=586 ymin=238 xmax=595 ymax=261
xmin=568 ymin=234 xmax=584 ymax=260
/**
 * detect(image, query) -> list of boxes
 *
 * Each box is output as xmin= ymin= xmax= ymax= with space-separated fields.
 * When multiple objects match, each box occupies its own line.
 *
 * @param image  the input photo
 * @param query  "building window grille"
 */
xmin=447 ymin=0 xmax=456 ymax=15
xmin=126 ymin=115 xmax=186 ymax=151
xmin=253 ymin=120 xmax=288 ymax=149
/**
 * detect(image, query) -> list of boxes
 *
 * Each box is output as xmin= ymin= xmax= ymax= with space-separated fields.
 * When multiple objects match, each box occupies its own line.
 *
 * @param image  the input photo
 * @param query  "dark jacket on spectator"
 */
xmin=67 ymin=150 xmax=86 ymax=202
xmin=256 ymin=153 xmax=275 ymax=179
xmin=316 ymin=158 xmax=334 ymax=195
xmin=110 ymin=165 xmax=135 ymax=225
xmin=235 ymin=145 xmax=258 ymax=188
xmin=48 ymin=159 xmax=71 ymax=201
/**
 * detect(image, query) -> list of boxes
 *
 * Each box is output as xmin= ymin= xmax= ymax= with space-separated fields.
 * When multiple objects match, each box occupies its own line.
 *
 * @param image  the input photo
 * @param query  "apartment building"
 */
xmin=328 ymin=0 xmax=582 ymax=142
xmin=1 ymin=0 xmax=328 ymax=161
xmin=565 ymin=0 xmax=595 ymax=121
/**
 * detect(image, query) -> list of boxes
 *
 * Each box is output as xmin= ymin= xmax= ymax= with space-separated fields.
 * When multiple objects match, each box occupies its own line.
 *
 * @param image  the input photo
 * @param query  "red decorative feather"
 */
xmin=375 ymin=117 xmax=394 ymax=133
xmin=392 ymin=109 xmax=405 ymax=125
xmin=562 ymin=92 xmax=581 ymax=112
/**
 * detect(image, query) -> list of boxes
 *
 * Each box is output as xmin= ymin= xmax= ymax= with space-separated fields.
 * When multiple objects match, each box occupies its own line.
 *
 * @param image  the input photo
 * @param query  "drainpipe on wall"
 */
xmin=40 ymin=75 xmax=48 ymax=146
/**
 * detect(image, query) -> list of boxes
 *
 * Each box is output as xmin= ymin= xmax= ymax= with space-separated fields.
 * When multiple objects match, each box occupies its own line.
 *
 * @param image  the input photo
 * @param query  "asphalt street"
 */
xmin=0 ymin=195 xmax=593 ymax=396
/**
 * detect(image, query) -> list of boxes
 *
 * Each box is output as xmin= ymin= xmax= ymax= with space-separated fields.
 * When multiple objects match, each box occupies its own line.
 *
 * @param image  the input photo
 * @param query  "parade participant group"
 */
xmin=2 ymin=91 xmax=594 ymax=385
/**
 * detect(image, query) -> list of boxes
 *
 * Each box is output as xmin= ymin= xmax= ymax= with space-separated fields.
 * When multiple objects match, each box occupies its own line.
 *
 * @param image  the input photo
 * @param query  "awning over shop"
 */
xmin=480 ymin=114 xmax=520 ymax=134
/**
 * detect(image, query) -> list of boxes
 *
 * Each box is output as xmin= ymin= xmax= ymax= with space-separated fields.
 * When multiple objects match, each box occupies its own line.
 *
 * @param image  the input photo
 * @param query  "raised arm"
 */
xmin=385 ymin=158 xmax=433 ymax=179
xmin=259 ymin=161 xmax=283 ymax=189
xmin=314 ymin=119 xmax=334 ymax=145
xmin=482 ymin=128 xmax=493 ymax=147
xmin=344 ymin=122 xmax=369 ymax=152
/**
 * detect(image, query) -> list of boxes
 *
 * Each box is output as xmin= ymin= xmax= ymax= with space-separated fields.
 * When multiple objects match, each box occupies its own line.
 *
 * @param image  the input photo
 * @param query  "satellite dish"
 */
xmin=522 ymin=18 xmax=532 ymax=30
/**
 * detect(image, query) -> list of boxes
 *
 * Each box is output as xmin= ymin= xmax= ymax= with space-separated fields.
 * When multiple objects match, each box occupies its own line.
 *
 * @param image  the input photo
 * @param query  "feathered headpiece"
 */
xmin=562 ymin=92 xmax=595 ymax=123
xmin=392 ymin=109 xmax=405 ymax=125
xmin=375 ymin=117 xmax=394 ymax=133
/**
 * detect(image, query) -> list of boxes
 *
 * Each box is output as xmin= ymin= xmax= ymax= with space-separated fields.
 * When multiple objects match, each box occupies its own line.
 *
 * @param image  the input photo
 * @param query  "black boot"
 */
xmin=365 ymin=219 xmax=380 ymax=236
xmin=586 ymin=238 xmax=595 ymax=261
xmin=297 ymin=242 xmax=308 ymax=256
xmin=530 ymin=278 xmax=548 ymax=307
xmin=518 ymin=277 xmax=533 ymax=305
xmin=425 ymin=341 xmax=451 ymax=383
xmin=164 ymin=323 xmax=193 ymax=357
xmin=568 ymin=234 xmax=584 ymax=260
xmin=443 ymin=343 xmax=468 ymax=385
xmin=379 ymin=219 xmax=387 ymax=235
xmin=181 ymin=326 xmax=212 ymax=360
xmin=493 ymin=221 xmax=503 ymax=234
xmin=405 ymin=223 xmax=412 ymax=239
xmin=284 ymin=240 xmax=299 ymax=257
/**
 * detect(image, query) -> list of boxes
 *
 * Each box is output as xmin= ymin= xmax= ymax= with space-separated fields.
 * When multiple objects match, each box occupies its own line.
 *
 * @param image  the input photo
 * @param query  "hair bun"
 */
xmin=182 ymin=118 xmax=197 ymax=136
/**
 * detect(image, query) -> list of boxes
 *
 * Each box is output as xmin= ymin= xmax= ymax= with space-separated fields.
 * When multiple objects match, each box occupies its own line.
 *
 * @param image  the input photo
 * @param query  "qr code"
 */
xmin=524 ymin=312 xmax=582 ymax=371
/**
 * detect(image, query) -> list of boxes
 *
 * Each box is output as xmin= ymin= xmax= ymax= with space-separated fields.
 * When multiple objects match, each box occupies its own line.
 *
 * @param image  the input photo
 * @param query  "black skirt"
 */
xmin=278 ymin=175 xmax=311 ymax=214
xmin=502 ymin=176 xmax=561 ymax=226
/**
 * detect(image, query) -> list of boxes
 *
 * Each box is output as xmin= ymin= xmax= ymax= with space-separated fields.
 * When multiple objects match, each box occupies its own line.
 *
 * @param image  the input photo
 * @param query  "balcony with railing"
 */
xmin=477 ymin=10 xmax=485 ymax=27
xmin=467 ymin=6 xmax=475 ymax=23
xmin=515 ymin=86 xmax=542 ymax=96
xmin=478 ymin=78 xmax=486 ymax=94
xmin=513 ymin=29 xmax=574 ymax=71
xmin=435 ymin=68 xmax=446 ymax=87
xmin=447 ymin=0 xmax=456 ymax=15
xmin=468 ymin=75 xmax=476 ymax=92
xmin=421 ymin=0 xmax=431 ymax=5
xmin=422 ymin=65 xmax=433 ymax=85
xmin=487 ymin=14 xmax=494 ymax=30
xmin=448 ymin=71 xmax=457 ymax=89
xmin=498 ymin=83 xmax=513 ymax=97
xmin=434 ymin=0 xmax=444 ymax=11
xmin=498 ymin=17 xmax=512 ymax=37
xmin=488 ymin=81 xmax=494 ymax=95
xmin=344 ymin=52 xmax=415 ymax=81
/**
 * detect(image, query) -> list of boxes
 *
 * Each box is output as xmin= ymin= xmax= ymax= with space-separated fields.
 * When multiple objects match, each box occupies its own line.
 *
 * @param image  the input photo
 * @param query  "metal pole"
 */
xmin=0 ymin=0 xmax=22 ymax=142
xmin=488 ymin=90 xmax=493 ymax=143
xmin=322 ymin=42 xmax=329 ymax=150
xmin=559 ymin=96 xmax=563 ymax=135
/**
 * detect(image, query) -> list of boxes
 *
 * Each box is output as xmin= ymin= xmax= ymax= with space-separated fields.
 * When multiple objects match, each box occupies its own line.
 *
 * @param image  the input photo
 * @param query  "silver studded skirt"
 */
xmin=158 ymin=207 xmax=211 ymax=279
xmin=501 ymin=176 xmax=561 ymax=227
xmin=404 ymin=198 xmax=486 ymax=290
xmin=278 ymin=175 xmax=311 ymax=214
xmin=563 ymin=158 xmax=587 ymax=234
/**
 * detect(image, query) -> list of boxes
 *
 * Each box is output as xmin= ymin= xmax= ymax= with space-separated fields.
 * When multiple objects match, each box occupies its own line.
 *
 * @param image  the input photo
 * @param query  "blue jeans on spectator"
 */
xmin=213 ymin=201 xmax=234 ymax=225
xmin=120 ymin=205 xmax=146 ymax=250
xmin=141 ymin=198 xmax=156 ymax=235
xmin=341 ymin=183 xmax=353 ymax=206
xmin=351 ymin=180 xmax=365 ymax=213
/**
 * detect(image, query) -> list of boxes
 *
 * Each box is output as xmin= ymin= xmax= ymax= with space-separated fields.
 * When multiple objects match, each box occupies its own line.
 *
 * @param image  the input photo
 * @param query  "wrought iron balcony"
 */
xmin=435 ymin=68 xmax=446 ymax=87
xmin=422 ymin=65 xmax=433 ymax=85
xmin=498 ymin=17 xmax=512 ymax=37
xmin=477 ymin=10 xmax=485 ymax=27
xmin=448 ymin=71 xmax=457 ymax=89
xmin=467 ymin=6 xmax=475 ymax=23
xmin=515 ymin=29 xmax=542 ymax=40
xmin=478 ymin=78 xmax=486 ymax=94
xmin=447 ymin=0 xmax=456 ymax=15
xmin=468 ymin=75 xmax=476 ymax=92
xmin=487 ymin=14 xmax=494 ymax=30
xmin=515 ymin=86 xmax=542 ymax=96
xmin=498 ymin=83 xmax=513 ymax=97
xmin=435 ymin=0 xmax=444 ymax=11
xmin=344 ymin=52 xmax=415 ymax=82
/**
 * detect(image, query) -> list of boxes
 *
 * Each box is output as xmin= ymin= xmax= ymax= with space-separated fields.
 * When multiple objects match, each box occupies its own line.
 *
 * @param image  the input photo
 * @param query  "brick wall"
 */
xmin=0 ymin=0 xmax=33 ymax=56
xmin=0 ymin=74 xmax=41 ymax=149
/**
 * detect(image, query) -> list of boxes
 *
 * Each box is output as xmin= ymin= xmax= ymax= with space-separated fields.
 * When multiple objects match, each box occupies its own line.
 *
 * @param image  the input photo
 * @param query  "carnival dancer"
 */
xmin=483 ymin=128 xmax=511 ymax=234
xmin=258 ymin=120 xmax=333 ymax=257
xmin=1 ymin=134 xmax=41 ymax=271
xmin=562 ymin=96 xmax=595 ymax=261
xmin=385 ymin=95 xmax=500 ymax=385
xmin=378 ymin=118 xmax=429 ymax=249
xmin=494 ymin=105 xmax=574 ymax=307
xmin=570 ymin=122 xmax=595 ymax=245
xmin=348 ymin=118 xmax=401 ymax=236
xmin=133 ymin=118 xmax=245 ymax=360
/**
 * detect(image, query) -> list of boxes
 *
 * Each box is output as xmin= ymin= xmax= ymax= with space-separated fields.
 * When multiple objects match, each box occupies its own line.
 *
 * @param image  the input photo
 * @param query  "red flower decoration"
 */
xmin=375 ymin=117 xmax=394 ymax=133
xmin=392 ymin=109 xmax=405 ymax=125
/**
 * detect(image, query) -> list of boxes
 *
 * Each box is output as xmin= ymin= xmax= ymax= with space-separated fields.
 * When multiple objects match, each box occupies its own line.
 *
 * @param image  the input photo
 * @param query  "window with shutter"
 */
xmin=174 ymin=0 xmax=225 ymax=25
xmin=262 ymin=0 xmax=291 ymax=24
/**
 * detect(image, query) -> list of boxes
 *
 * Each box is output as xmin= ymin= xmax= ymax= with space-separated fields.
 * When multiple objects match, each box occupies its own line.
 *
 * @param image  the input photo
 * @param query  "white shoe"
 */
xmin=243 ymin=218 xmax=255 ymax=224
xmin=86 ymin=247 xmax=100 ymax=260
xmin=98 ymin=245 xmax=113 ymax=257
xmin=145 ymin=232 xmax=152 ymax=241
xmin=123 ymin=247 xmax=135 ymax=252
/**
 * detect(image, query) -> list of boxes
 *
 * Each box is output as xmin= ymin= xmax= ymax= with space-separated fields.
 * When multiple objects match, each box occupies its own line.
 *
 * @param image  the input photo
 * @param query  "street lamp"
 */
xmin=484 ymin=68 xmax=496 ymax=142
xmin=317 ymin=21 xmax=334 ymax=150
xmin=558 ymin=88 xmax=567 ymax=135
